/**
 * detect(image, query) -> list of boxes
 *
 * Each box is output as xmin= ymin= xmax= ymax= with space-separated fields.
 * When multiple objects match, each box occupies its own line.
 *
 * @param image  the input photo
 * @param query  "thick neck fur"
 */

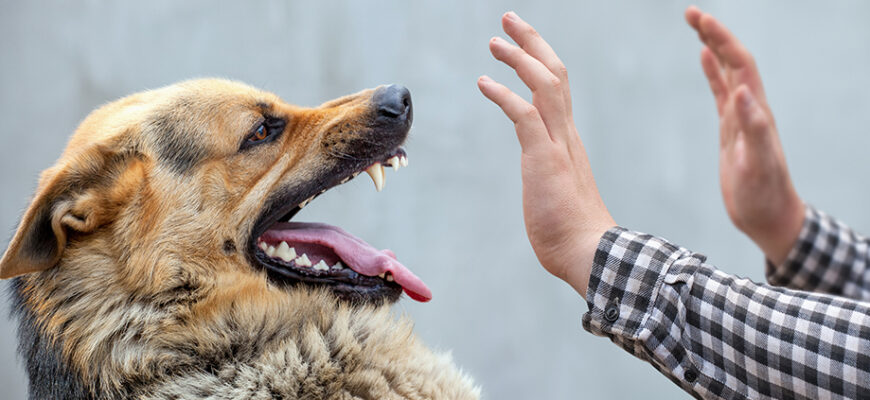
xmin=10 ymin=246 xmax=479 ymax=399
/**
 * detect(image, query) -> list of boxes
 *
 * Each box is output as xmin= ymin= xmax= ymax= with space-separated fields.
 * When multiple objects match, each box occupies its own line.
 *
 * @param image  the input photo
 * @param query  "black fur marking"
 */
xmin=7 ymin=279 xmax=98 ymax=400
xmin=147 ymin=110 xmax=206 ymax=174
xmin=255 ymin=101 xmax=273 ymax=112
xmin=222 ymin=239 xmax=236 ymax=254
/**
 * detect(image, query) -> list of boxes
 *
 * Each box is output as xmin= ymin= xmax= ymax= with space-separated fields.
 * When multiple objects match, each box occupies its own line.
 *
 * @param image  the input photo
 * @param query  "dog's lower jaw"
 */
xmin=11 ymin=276 xmax=479 ymax=400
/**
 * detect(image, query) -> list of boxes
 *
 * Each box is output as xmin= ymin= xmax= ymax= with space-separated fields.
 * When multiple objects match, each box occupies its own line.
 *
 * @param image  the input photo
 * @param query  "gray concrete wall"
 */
xmin=2 ymin=1 xmax=869 ymax=398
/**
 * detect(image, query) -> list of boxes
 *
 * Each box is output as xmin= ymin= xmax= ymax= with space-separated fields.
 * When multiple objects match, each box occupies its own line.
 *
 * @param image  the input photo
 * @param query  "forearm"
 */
xmin=584 ymin=227 xmax=870 ymax=399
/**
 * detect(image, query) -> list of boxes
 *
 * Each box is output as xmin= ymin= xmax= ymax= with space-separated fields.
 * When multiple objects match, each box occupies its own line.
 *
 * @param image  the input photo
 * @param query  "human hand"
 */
xmin=686 ymin=6 xmax=804 ymax=265
xmin=477 ymin=12 xmax=615 ymax=298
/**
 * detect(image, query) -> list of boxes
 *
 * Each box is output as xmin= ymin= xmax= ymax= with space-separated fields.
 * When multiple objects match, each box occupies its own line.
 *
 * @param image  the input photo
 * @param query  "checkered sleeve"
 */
xmin=767 ymin=205 xmax=870 ymax=301
xmin=582 ymin=227 xmax=870 ymax=399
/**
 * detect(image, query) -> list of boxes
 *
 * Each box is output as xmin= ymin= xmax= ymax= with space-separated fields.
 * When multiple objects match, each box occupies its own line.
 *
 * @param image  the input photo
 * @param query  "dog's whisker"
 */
xmin=326 ymin=150 xmax=359 ymax=160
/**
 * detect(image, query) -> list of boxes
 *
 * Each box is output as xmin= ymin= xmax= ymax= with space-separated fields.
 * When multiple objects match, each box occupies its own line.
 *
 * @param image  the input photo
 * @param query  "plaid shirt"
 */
xmin=583 ymin=205 xmax=870 ymax=399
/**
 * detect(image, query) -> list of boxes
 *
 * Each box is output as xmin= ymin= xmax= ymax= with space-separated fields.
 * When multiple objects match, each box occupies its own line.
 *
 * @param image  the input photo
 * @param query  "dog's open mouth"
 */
xmin=249 ymin=148 xmax=431 ymax=304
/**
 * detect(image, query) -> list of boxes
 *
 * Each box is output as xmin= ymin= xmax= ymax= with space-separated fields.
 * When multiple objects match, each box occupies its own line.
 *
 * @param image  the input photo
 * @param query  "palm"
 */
xmin=718 ymin=113 xmax=786 ymax=235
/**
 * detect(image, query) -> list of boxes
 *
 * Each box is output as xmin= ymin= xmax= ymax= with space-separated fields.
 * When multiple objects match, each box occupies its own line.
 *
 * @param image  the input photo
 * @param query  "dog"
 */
xmin=0 ymin=79 xmax=480 ymax=399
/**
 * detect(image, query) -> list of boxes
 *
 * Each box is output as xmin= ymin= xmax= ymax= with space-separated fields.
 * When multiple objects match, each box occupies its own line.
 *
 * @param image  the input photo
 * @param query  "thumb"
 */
xmin=735 ymin=85 xmax=772 ymax=145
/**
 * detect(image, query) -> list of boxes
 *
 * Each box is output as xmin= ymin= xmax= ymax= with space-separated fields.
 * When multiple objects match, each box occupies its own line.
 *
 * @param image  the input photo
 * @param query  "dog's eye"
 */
xmin=241 ymin=118 xmax=286 ymax=151
xmin=251 ymin=125 xmax=268 ymax=142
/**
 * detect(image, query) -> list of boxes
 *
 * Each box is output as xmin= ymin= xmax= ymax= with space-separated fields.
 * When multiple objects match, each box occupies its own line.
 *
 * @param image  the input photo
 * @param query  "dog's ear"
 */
xmin=0 ymin=145 xmax=143 ymax=279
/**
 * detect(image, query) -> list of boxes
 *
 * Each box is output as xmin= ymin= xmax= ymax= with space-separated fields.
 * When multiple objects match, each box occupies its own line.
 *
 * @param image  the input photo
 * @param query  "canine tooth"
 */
xmin=400 ymin=156 xmax=408 ymax=167
xmin=259 ymin=241 xmax=269 ymax=252
xmin=389 ymin=156 xmax=400 ymax=171
xmin=332 ymin=262 xmax=344 ymax=270
xmin=365 ymin=163 xmax=386 ymax=192
xmin=340 ymin=177 xmax=351 ymax=184
xmin=378 ymin=273 xmax=386 ymax=279
xmin=276 ymin=242 xmax=296 ymax=262
xmin=314 ymin=260 xmax=329 ymax=271
xmin=266 ymin=245 xmax=276 ymax=257
xmin=386 ymin=273 xmax=394 ymax=282
xmin=295 ymin=254 xmax=312 ymax=267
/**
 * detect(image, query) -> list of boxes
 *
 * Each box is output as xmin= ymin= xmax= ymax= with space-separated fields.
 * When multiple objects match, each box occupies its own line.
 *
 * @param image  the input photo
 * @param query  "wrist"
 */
xmin=751 ymin=197 xmax=805 ymax=265
xmin=563 ymin=223 xmax=613 ymax=299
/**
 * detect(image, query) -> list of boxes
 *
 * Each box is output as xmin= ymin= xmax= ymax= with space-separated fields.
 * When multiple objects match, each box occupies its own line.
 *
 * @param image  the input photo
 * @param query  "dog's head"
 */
xmin=0 ymin=79 xmax=431 ymax=307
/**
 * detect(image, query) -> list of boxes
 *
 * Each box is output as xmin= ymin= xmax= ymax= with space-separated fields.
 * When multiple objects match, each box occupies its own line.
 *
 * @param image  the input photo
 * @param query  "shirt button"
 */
xmin=603 ymin=304 xmax=619 ymax=322
xmin=684 ymin=367 xmax=698 ymax=383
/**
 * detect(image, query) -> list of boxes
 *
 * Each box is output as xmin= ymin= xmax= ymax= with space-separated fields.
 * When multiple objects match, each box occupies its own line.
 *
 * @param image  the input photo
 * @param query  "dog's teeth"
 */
xmin=275 ymin=242 xmax=296 ymax=262
xmin=259 ymin=241 xmax=269 ymax=252
xmin=266 ymin=245 xmax=277 ymax=257
xmin=332 ymin=262 xmax=344 ymax=270
xmin=314 ymin=260 xmax=329 ymax=271
xmin=386 ymin=273 xmax=394 ymax=282
xmin=400 ymin=156 xmax=408 ymax=167
xmin=295 ymin=254 xmax=312 ymax=267
xmin=366 ymin=163 xmax=385 ymax=192
xmin=389 ymin=156 xmax=400 ymax=171
xmin=299 ymin=196 xmax=314 ymax=209
xmin=340 ymin=177 xmax=351 ymax=184
xmin=378 ymin=272 xmax=386 ymax=279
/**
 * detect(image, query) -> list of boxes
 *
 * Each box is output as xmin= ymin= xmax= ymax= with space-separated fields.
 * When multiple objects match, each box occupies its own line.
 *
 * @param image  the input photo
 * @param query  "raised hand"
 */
xmin=478 ymin=12 xmax=615 ymax=298
xmin=686 ymin=6 xmax=804 ymax=265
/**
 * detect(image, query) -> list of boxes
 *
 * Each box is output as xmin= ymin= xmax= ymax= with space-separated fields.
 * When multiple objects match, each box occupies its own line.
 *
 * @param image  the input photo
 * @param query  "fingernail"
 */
xmin=479 ymin=76 xmax=493 ymax=85
xmin=505 ymin=11 xmax=518 ymax=21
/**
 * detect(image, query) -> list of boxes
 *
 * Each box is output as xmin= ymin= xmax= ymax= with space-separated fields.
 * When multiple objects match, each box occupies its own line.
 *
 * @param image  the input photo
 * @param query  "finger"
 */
xmin=701 ymin=47 xmax=728 ymax=115
xmin=501 ymin=12 xmax=570 ymax=89
xmin=685 ymin=6 xmax=711 ymax=45
xmin=734 ymin=85 xmax=772 ymax=147
xmin=489 ymin=37 xmax=571 ymax=139
xmin=685 ymin=6 xmax=703 ymax=33
xmin=477 ymin=75 xmax=553 ymax=151
xmin=698 ymin=13 xmax=766 ymax=98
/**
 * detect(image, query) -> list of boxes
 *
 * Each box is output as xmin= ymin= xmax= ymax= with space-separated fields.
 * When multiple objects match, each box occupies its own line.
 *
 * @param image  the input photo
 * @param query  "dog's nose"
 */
xmin=373 ymin=84 xmax=412 ymax=122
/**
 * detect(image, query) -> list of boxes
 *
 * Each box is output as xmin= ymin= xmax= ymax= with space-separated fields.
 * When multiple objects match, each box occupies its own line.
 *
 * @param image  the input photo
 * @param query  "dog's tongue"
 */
xmin=261 ymin=222 xmax=432 ymax=302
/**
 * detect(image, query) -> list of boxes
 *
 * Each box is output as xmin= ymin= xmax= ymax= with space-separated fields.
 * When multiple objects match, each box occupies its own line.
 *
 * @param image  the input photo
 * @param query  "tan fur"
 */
xmin=2 ymin=79 xmax=479 ymax=399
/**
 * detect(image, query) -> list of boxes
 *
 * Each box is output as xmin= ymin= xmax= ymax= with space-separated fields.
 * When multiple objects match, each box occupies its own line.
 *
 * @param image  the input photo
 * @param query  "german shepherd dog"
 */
xmin=1 ymin=79 xmax=479 ymax=399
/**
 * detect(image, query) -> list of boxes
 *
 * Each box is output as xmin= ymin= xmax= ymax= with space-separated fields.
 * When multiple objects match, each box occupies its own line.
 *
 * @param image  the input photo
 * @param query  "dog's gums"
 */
xmin=249 ymin=148 xmax=432 ymax=304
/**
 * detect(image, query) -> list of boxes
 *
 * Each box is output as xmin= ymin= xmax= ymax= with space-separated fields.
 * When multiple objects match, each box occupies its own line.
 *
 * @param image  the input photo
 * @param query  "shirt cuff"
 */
xmin=582 ymin=227 xmax=687 ymax=340
xmin=765 ymin=205 xmax=837 ymax=289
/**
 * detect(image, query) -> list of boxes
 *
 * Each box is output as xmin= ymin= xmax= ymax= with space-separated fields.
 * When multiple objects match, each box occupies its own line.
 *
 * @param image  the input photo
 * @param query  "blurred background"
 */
xmin=2 ymin=0 xmax=870 ymax=398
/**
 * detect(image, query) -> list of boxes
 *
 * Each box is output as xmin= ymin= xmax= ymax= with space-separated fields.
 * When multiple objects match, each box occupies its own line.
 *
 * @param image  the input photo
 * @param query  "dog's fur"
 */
xmin=1 ymin=79 xmax=479 ymax=399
